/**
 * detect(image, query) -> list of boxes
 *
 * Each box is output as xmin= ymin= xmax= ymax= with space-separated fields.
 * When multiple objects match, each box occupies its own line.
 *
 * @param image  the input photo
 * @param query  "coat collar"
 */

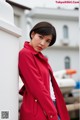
xmin=24 ymin=41 xmax=48 ymax=62
xmin=24 ymin=41 xmax=38 ymax=55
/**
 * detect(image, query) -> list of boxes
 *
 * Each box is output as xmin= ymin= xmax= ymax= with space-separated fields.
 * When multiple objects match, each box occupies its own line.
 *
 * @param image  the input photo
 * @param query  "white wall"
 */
xmin=0 ymin=1 xmax=21 ymax=119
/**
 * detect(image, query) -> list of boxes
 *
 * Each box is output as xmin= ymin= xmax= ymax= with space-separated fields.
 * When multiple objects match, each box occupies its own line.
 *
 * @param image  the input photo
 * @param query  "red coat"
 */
xmin=18 ymin=42 xmax=70 ymax=120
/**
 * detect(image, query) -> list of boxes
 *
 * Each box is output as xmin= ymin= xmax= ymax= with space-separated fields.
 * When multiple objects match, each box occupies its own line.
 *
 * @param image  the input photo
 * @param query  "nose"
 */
xmin=40 ymin=40 xmax=45 ymax=46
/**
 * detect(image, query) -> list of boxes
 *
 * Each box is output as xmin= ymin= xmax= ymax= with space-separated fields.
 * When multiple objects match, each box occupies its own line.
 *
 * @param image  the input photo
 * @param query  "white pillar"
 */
xmin=0 ymin=1 xmax=21 ymax=120
xmin=79 ymin=0 xmax=80 ymax=77
xmin=79 ymin=0 xmax=80 ymax=28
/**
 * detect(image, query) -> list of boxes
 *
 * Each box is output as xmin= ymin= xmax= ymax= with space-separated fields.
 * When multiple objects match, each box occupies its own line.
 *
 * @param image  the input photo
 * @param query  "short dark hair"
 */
xmin=29 ymin=21 xmax=56 ymax=46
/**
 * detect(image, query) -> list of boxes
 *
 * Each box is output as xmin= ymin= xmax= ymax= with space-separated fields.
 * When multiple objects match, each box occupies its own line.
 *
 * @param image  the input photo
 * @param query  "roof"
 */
xmin=27 ymin=7 xmax=78 ymax=20
xmin=6 ymin=0 xmax=31 ymax=10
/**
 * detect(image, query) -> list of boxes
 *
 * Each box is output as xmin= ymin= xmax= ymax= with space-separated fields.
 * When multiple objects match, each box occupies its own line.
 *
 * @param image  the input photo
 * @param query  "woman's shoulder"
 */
xmin=19 ymin=48 xmax=35 ymax=63
xmin=19 ymin=48 xmax=32 ymax=57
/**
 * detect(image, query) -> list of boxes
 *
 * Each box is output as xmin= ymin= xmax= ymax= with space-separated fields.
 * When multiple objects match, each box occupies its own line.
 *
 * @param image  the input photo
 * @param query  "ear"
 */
xmin=31 ymin=31 xmax=35 ymax=39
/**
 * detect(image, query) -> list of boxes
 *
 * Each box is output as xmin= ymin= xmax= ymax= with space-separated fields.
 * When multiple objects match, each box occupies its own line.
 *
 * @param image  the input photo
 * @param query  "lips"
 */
xmin=37 ymin=46 xmax=43 ymax=51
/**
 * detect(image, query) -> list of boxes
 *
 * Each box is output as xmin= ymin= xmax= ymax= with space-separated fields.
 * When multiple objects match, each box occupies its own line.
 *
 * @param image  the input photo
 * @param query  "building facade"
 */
xmin=6 ymin=1 xmax=79 ymax=81
xmin=26 ymin=7 xmax=79 ymax=80
xmin=6 ymin=0 xmax=31 ymax=48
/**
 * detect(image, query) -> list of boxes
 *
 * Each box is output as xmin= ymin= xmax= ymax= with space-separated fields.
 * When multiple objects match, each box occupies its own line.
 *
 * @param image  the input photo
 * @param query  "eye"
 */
xmin=39 ymin=35 xmax=43 ymax=39
xmin=46 ymin=39 xmax=51 ymax=44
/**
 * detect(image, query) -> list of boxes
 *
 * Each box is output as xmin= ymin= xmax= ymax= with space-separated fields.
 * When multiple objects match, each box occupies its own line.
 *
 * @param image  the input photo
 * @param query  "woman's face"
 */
xmin=30 ymin=32 xmax=52 ymax=52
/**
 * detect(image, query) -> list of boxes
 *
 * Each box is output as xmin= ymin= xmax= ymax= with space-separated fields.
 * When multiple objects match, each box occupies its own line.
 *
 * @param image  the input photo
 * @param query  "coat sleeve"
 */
xmin=18 ymin=50 xmax=58 ymax=120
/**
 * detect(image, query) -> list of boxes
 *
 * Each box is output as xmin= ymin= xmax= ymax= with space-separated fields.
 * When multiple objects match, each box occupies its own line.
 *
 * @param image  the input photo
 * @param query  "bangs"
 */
xmin=34 ymin=27 xmax=54 ymax=36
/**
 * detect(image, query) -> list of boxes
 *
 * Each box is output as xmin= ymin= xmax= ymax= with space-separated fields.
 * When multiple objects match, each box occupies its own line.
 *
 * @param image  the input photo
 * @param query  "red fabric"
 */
xmin=18 ymin=42 xmax=70 ymax=120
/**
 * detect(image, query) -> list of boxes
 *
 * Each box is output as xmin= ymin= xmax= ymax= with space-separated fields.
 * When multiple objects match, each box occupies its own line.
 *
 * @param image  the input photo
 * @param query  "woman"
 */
xmin=18 ymin=21 xmax=70 ymax=120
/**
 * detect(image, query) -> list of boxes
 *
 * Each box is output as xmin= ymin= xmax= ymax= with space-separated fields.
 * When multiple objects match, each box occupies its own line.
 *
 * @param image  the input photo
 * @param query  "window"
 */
xmin=65 ymin=56 xmax=70 ymax=69
xmin=63 ymin=25 xmax=68 ymax=39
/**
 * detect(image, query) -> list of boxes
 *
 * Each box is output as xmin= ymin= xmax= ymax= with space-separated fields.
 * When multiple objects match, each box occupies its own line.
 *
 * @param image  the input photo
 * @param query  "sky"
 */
xmin=9 ymin=0 xmax=79 ymax=9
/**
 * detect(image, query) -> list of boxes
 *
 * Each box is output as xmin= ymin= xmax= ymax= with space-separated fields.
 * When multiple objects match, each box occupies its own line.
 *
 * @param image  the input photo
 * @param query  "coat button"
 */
xmin=50 ymin=115 xmax=53 ymax=118
xmin=35 ymin=99 xmax=38 ymax=102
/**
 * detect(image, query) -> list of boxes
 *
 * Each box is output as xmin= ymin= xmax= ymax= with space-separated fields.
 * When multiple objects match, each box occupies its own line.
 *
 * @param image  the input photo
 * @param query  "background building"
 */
xmin=26 ymin=7 xmax=79 ymax=81
xmin=6 ymin=0 xmax=79 ymax=90
xmin=6 ymin=0 xmax=31 ymax=47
